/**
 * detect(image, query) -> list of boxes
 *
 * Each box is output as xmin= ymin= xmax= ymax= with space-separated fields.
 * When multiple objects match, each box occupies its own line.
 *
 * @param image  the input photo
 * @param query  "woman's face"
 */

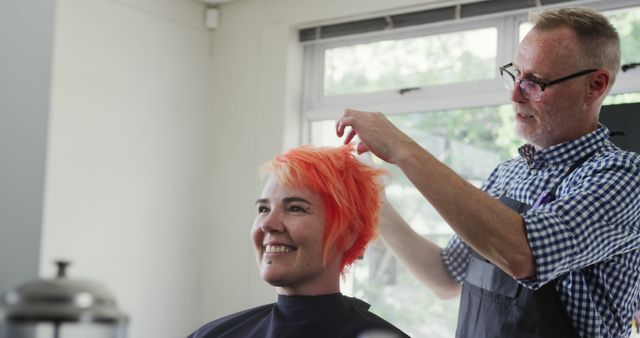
xmin=251 ymin=177 xmax=342 ymax=295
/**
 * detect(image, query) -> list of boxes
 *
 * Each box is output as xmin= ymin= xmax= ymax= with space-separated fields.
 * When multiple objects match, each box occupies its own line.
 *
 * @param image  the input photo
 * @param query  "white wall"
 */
xmin=201 ymin=0 xmax=449 ymax=324
xmin=40 ymin=0 xmax=210 ymax=337
xmin=0 ymin=0 xmax=54 ymax=295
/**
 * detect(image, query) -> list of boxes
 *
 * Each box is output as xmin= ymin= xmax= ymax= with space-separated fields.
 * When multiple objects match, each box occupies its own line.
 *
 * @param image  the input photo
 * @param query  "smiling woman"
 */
xmin=187 ymin=144 xmax=409 ymax=338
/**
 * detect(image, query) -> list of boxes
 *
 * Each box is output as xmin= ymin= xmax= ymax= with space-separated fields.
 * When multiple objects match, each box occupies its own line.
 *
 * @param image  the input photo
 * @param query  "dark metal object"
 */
xmin=621 ymin=62 xmax=640 ymax=72
xmin=0 ymin=261 xmax=128 ymax=338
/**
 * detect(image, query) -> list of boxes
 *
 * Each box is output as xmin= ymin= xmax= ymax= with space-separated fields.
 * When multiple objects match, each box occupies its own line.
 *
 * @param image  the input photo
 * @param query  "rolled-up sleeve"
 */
xmin=519 ymin=154 xmax=640 ymax=289
xmin=441 ymin=235 xmax=472 ymax=283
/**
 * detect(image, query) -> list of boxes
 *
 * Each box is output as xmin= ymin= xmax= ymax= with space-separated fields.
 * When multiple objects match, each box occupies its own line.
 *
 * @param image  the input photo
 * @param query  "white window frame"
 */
xmin=301 ymin=0 xmax=640 ymax=143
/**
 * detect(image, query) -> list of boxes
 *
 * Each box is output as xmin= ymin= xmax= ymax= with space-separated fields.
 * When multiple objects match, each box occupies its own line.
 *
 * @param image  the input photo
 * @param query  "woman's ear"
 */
xmin=335 ymin=226 xmax=360 ymax=261
xmin=344 ymin=228 xmax=359 ymax=251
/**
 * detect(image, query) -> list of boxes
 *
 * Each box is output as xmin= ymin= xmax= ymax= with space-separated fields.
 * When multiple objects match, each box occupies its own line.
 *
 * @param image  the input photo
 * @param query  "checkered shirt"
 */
xmin=441 ymin=125 xmax=640 ymax=338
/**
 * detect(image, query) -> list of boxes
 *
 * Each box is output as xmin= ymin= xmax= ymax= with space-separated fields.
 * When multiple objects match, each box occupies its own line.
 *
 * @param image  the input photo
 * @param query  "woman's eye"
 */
xmin=257 ymin=206 xmax=270 ymax=213
xmin=288 ymin=205 xmax=307 ymax=213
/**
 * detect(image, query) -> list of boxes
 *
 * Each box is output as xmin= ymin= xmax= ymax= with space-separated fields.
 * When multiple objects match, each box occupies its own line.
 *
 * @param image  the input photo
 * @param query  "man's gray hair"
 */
xmin=531 ymin=7 xmax=621 ymax=87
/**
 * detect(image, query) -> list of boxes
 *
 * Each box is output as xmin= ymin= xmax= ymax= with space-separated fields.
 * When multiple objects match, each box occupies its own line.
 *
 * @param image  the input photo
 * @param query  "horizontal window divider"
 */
xmin=304 ymin=82 xmax=508 ymax=121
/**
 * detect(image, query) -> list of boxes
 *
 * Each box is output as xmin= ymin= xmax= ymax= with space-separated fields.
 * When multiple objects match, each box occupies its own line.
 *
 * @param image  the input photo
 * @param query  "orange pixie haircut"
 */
xmin=261 ymin=144 xmax=387 ymax=273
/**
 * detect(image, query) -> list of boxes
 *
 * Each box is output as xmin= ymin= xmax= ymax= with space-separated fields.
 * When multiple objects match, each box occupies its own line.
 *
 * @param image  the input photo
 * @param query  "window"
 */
xmin=323 ymin=27 xmax=498 ymax=96
xmin=302 ymin=1 xmax=640 ymax=337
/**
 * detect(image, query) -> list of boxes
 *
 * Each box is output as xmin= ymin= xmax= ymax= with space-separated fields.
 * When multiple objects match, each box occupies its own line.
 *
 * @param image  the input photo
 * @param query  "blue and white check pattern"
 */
xmin=441 ymin=125 xmax=640 ymax=338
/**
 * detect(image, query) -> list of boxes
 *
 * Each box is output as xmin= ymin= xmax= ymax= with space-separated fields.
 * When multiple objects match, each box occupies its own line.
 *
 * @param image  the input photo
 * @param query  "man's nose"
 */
xmin=511 ymin=80 xmax=528 ymax=103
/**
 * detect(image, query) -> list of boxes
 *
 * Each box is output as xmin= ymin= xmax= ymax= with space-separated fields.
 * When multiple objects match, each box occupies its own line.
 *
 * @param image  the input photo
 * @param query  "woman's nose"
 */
xmin=260 ymin=211 xmax=284 ymax=233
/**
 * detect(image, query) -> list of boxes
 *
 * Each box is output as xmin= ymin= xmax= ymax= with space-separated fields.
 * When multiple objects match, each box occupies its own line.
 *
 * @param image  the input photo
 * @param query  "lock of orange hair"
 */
xmin=260 ymin=144 xmax=387 ymax=273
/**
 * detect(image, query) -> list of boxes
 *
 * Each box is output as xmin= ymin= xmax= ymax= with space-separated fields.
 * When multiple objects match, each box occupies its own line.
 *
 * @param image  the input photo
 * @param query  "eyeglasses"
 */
xmin=499 ymin=63 xmax=597 ymax=101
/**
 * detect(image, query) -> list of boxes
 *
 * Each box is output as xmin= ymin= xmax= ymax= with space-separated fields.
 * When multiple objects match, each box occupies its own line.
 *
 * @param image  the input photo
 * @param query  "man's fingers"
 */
xmin=336 ymin=119 xmax=345 ymax=137
xmin=356 ymin=142 xmax=370 ymax=154
xmin=344 ymin=129 xmax=357 ymax=145
xmin=336 ymin=115 xmax=352 ymax=137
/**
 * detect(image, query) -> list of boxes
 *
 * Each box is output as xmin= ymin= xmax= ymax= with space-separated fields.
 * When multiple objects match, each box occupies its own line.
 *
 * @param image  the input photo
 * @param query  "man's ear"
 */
xmin=586 ymin=70 xmax=610 ymax=103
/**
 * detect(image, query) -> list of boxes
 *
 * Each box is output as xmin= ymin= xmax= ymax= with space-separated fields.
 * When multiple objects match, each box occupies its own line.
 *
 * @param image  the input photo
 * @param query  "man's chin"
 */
xmin=516 ymin=128 xmax=540 ymax=147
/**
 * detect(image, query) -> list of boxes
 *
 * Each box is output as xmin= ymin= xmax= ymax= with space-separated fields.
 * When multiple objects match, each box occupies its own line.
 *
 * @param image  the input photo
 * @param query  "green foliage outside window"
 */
xmin=607 ymin=6 xmax=640 ymax=67
xmin=324 ymin=28 xmax=497 ymax=96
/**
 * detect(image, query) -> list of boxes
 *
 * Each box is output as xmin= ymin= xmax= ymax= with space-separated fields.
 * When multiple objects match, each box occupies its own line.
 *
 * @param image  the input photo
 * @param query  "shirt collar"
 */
xmin=517 ymin=124 xmax=609 ymax=168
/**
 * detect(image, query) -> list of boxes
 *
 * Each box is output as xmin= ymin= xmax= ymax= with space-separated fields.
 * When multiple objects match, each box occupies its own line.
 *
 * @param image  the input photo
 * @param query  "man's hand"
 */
xmin=336 ymin=109 xmax=415 ymax=164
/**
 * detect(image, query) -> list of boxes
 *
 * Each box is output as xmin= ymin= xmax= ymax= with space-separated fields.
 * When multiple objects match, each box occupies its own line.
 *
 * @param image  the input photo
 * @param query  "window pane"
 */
xmin=310 ymin=120 xmax=344 ymax=147
xmin=323 ymin=27 xmax=497 ymax=96
xmin=311 ymin=105 xmax=518 ymax=337
xmin=519 ymin=22 xmax=532 ymax=41
xmin=606 ymin=6 xmax=640 ymax=67
xmin=604 ymin=92 xmax=640 ymax=105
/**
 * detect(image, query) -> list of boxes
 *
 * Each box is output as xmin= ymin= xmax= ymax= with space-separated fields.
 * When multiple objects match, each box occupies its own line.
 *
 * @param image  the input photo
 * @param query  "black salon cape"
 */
xmin=187 ymin=293 xmax=410 ymax=338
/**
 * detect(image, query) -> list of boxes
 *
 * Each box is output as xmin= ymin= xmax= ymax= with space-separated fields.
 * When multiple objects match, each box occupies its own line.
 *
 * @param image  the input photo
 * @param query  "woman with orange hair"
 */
xmin=188 ymin=144 xmax=408 ymax=338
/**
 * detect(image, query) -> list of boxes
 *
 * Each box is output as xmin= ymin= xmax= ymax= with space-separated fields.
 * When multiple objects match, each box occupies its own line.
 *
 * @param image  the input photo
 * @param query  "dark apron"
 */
xmin=455 ymin=154 xmax=593 ymax=338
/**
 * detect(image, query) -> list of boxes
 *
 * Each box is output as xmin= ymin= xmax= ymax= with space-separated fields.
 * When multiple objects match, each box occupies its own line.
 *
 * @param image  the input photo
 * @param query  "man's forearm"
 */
xmin=394 ymin=141 xmax=536 ymax=279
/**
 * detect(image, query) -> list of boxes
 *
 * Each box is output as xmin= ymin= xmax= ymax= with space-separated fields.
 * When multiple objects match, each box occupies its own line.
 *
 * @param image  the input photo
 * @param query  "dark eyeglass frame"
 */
xmin=499 ymin=62 xmax=598 ymax=98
